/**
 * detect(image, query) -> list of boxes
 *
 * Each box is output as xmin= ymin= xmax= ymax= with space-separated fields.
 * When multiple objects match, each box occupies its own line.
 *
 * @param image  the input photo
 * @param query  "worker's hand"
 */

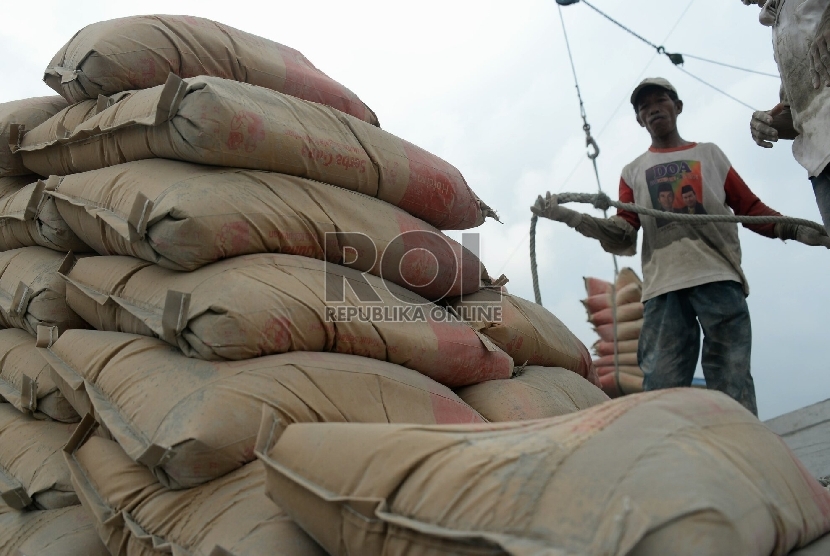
xmin=795 ymin=225 xmax=830 ymax=248
xmin=810 ymin=8 xmax=830 ymax=88
xmin=750 ymin=110 xmax=778 ymax=148
xmin=751 ymin=104 xmax=798 ymax=147
xmin=775 ymin=222 xmax=830 ymax=247
xmin=531 ymin=192 xmax=582 ymax=228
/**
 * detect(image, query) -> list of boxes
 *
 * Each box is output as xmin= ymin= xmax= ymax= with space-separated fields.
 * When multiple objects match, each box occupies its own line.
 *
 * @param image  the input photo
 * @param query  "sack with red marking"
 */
xmin=18 ymin=75 xmax=492 ymax=230
xmin=62 ymin=254 xmax=511 ymax=385
xmin=44 ymin=15 xmax=378 ymax=125
xmin=42 ymin=330 xmax=485 ymax=488
xmin=47 ymin=159 xmax=485 ymax=298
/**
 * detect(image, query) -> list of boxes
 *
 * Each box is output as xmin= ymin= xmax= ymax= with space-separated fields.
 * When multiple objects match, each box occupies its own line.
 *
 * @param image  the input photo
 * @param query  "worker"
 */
xmin=531 ymin=77 xmax=830 ymax=416
xmin=743 ymin=0 xmax=830 ymax=233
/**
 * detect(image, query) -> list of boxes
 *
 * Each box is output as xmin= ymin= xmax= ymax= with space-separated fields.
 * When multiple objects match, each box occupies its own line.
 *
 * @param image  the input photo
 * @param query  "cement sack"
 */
xmin=0 ymin=404 xmax=77 ymax=510
xmin=0 ymin=328 xmax=77 ymax=422
xmin=581 ymin=282 xmax=642 ymax=313
xmin=259 ymin=389 xmax=830 ymax=556
xmin=595 ymin=319 xmax=642 ymax=343
xmin=63 ymin=254 xmax=511 ymax=384
xmin=455 ymin=366 xmax=609 ymax=422
xmin=588 ymin=302 xmax=644 ymax=326
xmin=48 ymin=160 xmax=485 ymax=298
xmin=0 ymin=176 xmax=32 ymax=195
xmin=615 ymin=267 xmax=641 ymax=290
xmin=593 ymin=352 xmax=639 ymax=368
xmin=18 ymin=75 xmax=490 ymax=230
xmin=0 ymin=179 xmax=90 ymax=252
xmin=43 ymin=330 xmax=486 ymax=488
xmin=0 ymin=97 xmax=68 ymax=177
xmin=0 ymin=247 xmax=88 ymax=335
xmin=45 ymin=15 xmax=378 ymax=125
xmin=583 ymin=276 xmax=611 ymax=296
xmin=598 ymin=372 xmax=644 ymax=398
xmin=447 ymin=288 xmax=596 ymax=385
xmin=65 ymin=430 xmax=325 ymax=556
xmin=593 ymin=338 xmax=639 ymax=357
xmin=0 ymin=505 xmax=108 ymax=556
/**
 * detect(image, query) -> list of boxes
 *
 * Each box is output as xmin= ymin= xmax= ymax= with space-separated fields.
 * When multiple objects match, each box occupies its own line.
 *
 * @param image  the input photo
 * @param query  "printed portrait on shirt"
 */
xmin=645 ymin=160 xmax=704 ymax=228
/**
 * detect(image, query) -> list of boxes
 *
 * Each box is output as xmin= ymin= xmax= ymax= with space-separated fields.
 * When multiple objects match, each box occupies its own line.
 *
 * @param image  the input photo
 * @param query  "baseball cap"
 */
xmin=630 ymin=77 xmax=678 ymax=107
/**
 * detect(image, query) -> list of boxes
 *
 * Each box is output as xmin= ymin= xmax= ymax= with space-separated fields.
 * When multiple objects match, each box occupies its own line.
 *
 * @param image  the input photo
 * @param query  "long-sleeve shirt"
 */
xmin=573 ymin=142 xmax=781 ymax=301
xmin=760 ymin=0 xmax=830 ymax=177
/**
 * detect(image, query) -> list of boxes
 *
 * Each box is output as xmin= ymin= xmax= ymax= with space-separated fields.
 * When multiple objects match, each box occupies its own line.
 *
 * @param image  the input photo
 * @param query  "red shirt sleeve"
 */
xmin=616 ymin=177 xmax=641 ymax=230
xmin=723 ymin=167 xmax=780 ymax=238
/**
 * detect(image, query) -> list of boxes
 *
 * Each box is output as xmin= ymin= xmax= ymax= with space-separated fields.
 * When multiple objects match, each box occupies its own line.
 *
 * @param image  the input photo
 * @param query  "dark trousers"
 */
xmin=638 ymin=280 xmax=757 ymax=416
xmin=810 ymin=164 xmax=830 ymax=234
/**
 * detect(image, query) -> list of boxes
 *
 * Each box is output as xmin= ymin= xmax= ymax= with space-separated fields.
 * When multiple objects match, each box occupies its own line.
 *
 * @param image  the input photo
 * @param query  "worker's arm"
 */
xmin=724 ymin=167 xmax=830 ymax=247
xmin=751 ymin=103 xmax=799 ymax=147
xmin=531 ymin=178 xmax=638 ymax=256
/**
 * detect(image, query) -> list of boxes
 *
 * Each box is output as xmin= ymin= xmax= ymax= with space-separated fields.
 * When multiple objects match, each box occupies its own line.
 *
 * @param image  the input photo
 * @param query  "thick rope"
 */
xmin=530 ymin=214 xmax=542 ymax=305
xmin=557 ymin=191 xmax=827 ymax=233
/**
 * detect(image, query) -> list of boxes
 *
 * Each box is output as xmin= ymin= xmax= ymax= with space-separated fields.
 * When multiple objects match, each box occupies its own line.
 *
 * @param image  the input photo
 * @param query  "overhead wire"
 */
xmin=675 ymin=66 xmax=758 ymax=110
xmin=576 ymin=0 xmax=769 ymax=112
xmin=678 ymin=52 xmax=779 ymax=78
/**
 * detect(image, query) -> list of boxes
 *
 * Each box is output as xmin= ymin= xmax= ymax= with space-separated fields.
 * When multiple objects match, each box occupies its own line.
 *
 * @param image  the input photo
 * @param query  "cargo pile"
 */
xmin=582 ymin=267 xmax=645 ymax=397
xmin=0 ymin=14 xmax=617 ymax=555
xmin=1 ymin=14 xmax=829 ymax=556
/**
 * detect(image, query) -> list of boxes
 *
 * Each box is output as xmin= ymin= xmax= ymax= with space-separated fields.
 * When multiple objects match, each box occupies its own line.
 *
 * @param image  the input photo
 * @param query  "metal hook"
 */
xmin=586 ymin=135 xmax=600 ymax=160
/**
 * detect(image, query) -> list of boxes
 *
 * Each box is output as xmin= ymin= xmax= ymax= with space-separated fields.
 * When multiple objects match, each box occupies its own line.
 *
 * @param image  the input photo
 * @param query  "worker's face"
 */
xmin=740 ymin=0 xmax=765 ymax=6
xmin=658 ymin=191 xmax=674 ymax=211
xmin=636 ymin=88 xmax=682 ymax=139
xmin=682 ymin=190 xmax=697 ymax=208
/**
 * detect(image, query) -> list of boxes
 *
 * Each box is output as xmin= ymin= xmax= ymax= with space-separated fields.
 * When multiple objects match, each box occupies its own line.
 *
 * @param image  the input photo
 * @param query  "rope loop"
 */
xmin=592 ymin=191 xmax=612 ymax=211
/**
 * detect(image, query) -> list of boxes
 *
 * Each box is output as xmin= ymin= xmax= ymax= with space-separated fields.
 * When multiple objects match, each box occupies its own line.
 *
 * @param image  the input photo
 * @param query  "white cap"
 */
xmin=630 ymin=77 xmax=678 ymax=107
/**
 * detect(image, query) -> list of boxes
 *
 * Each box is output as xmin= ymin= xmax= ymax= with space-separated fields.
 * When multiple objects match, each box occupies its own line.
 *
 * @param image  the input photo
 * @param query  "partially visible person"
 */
xmin=744 ymin=0 xmax=830 ymax=232
xmin=532 ymin=77 xmax=830 ymax=417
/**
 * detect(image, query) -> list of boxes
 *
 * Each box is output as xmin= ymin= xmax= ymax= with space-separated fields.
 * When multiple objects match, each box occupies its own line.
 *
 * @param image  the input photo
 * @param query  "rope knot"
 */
xmin=592 ymin=191 xmax=612 ymax=212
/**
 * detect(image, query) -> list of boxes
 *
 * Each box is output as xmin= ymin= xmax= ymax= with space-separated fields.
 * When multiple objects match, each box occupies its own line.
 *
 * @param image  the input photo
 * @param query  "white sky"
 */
xmin=1 ymin=0 xmax=827 ymax=419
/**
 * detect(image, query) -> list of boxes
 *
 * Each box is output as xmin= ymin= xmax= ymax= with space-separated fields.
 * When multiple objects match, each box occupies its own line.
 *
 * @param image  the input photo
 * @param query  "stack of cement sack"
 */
xmin=0 ymin=15 xmax=605 ymax=554
xmin=0 ymin=103 xmax=105 ymax=554
xmin=582 ymin=267 xmax=644 ymax=397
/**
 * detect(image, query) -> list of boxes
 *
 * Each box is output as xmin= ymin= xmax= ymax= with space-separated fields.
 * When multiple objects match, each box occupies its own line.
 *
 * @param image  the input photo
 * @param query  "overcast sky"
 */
xmin=1 ymin=0 xmax=826 ymax=419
